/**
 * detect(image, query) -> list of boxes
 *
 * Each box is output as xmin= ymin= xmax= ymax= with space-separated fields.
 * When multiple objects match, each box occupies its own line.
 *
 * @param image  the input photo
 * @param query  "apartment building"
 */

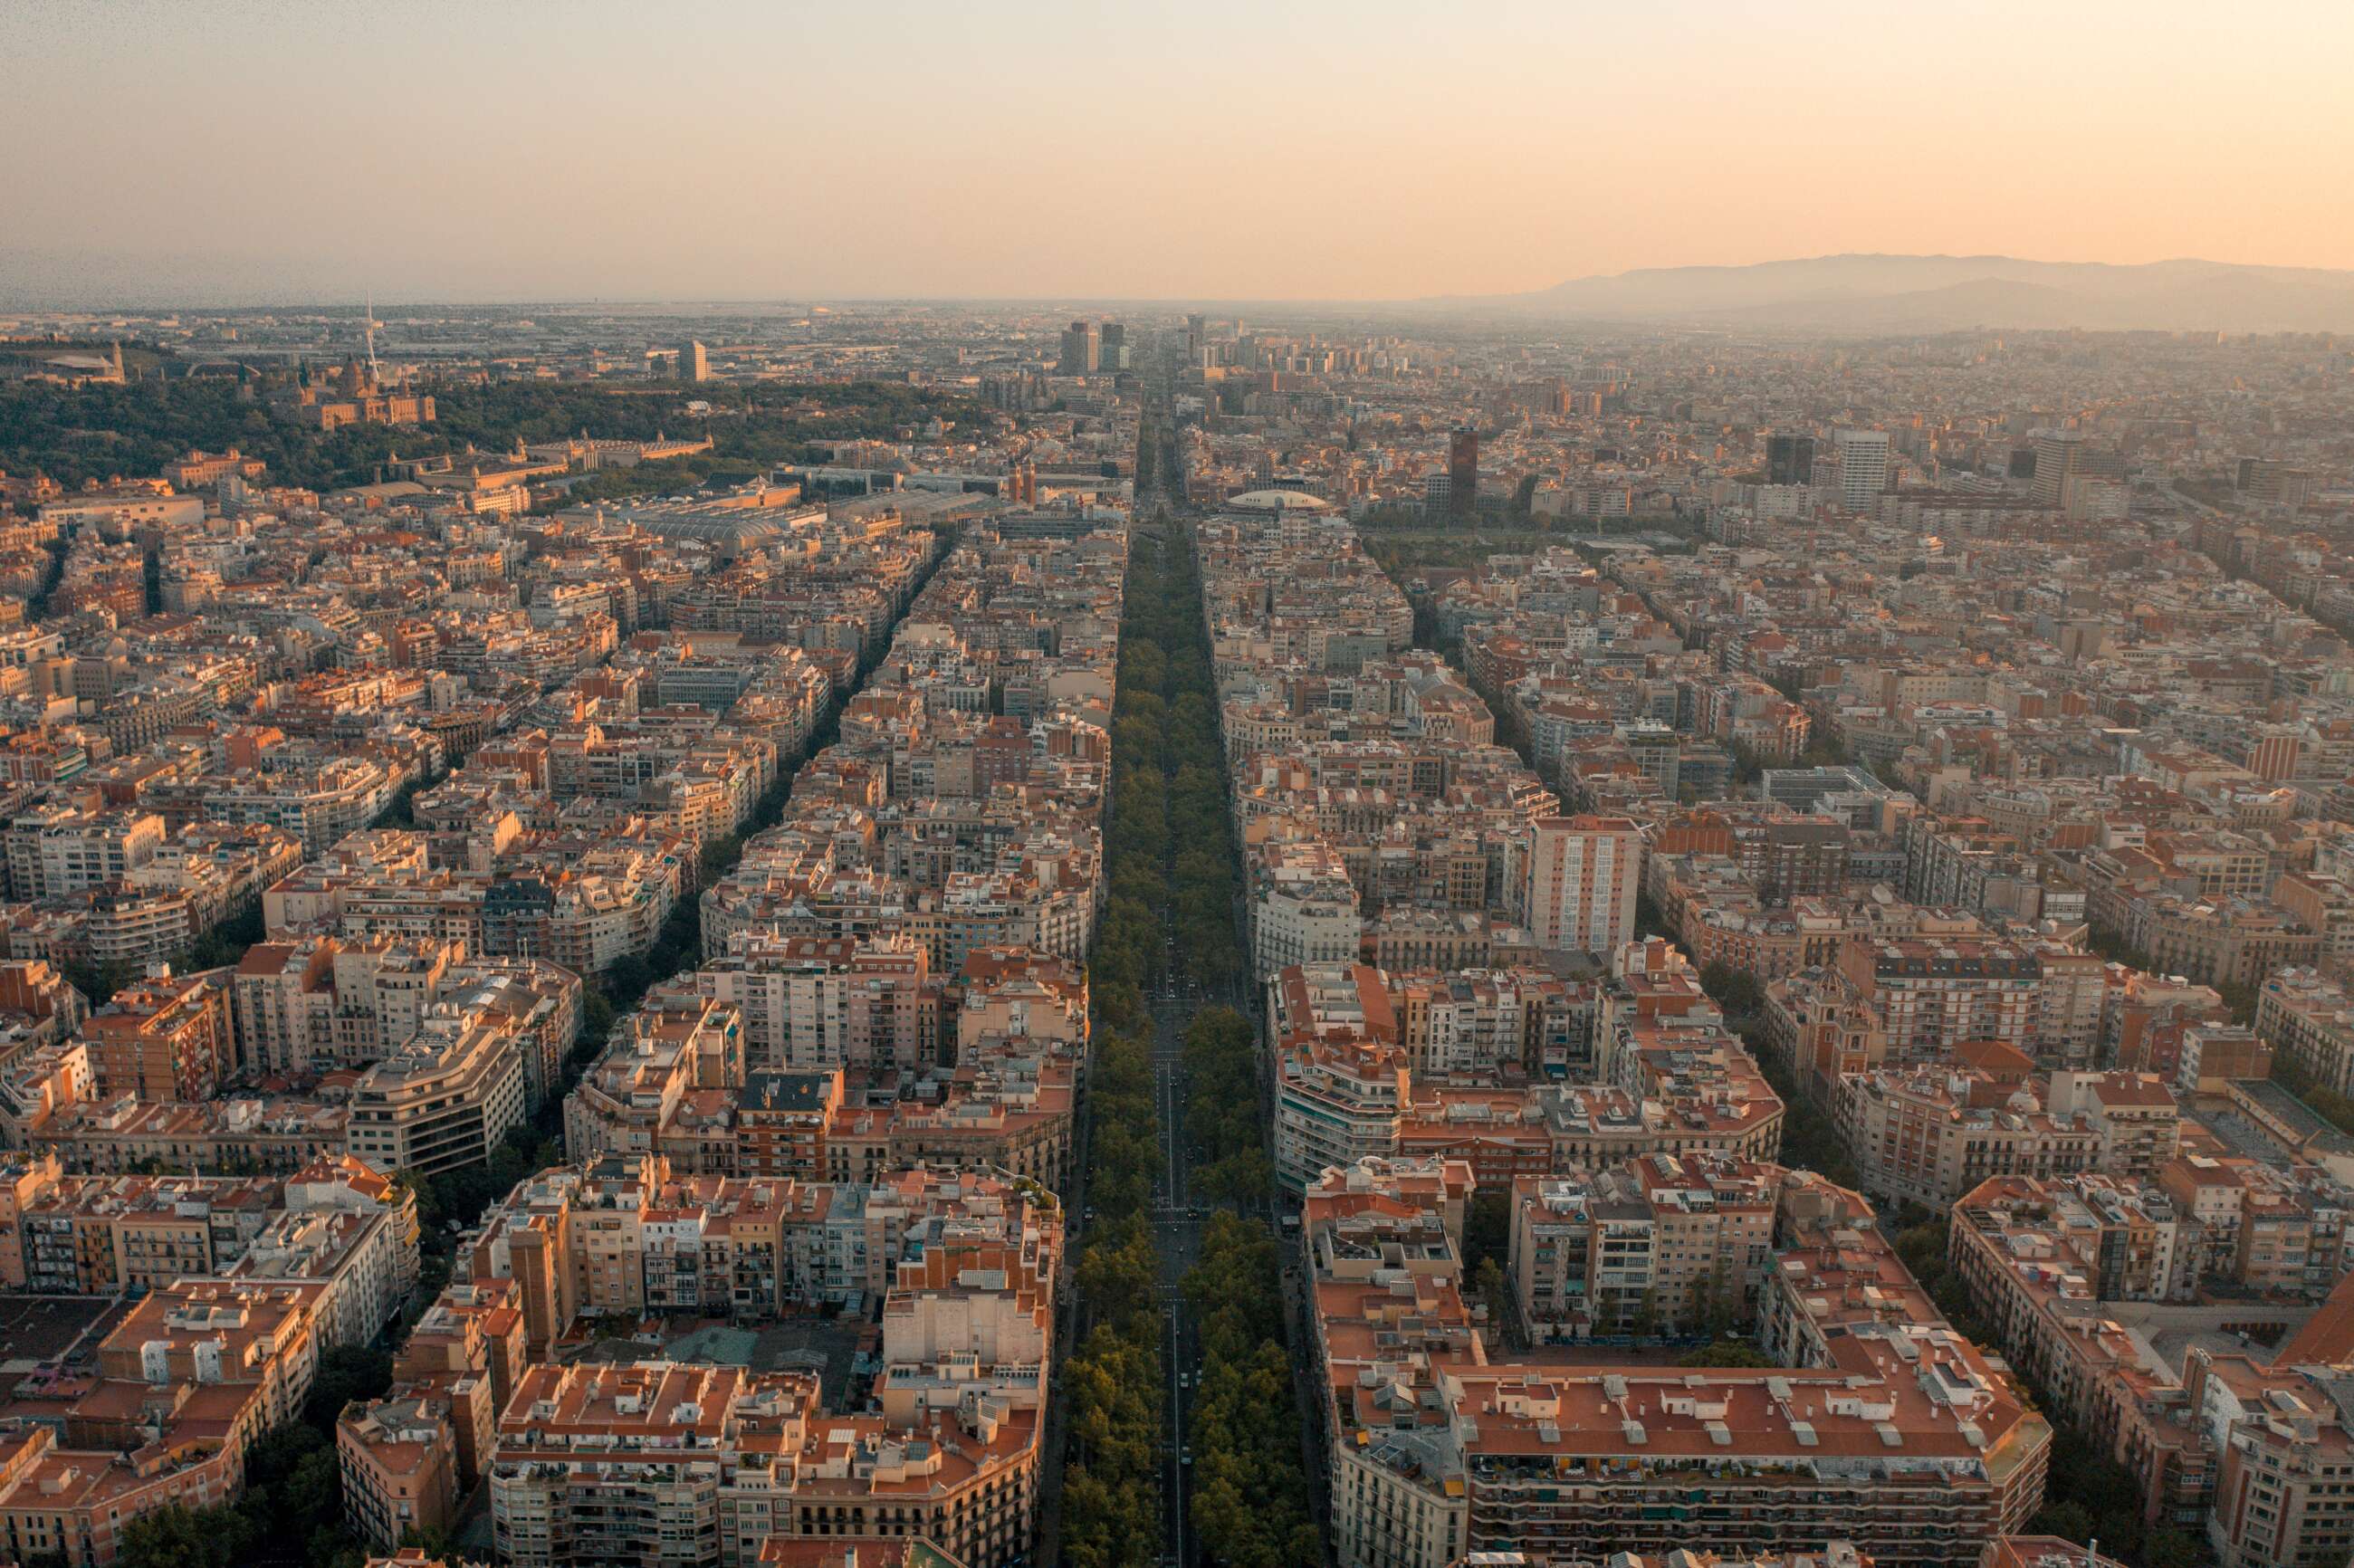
xmin=1755 ymin=1171 xmax=1951 ymax=1371
xmin=697 ymin=934 xmax=935 ymax=1072
xmin=27 ymin=1092 xmax=349 ymax=1176
xmin=1508 ymin=1152 xmax=1777 ymax=1340
xmin=2043 ymin=1070 xmax=2183 ymax=1180
xmin=1388 ymin=966 xmax=1585 ymax=1079
xmin=221 ymin=1203 xmax=413 ymax=1349
xmin=2255 ymin=967 xmax=2354 ymax=1095
xmin=1836 ymin=934 xmax=2041 ymax=1063
xmin=2 ymin=805 xmax=165 ymax=902
xmin=1832 ymin=1052 xmax=2179 ymax=1213
xmin=488 ymin=1359 xmax=1038 ymax=1568
xmin=464 ymin=1156 xmax=1057 ymax=1330
xmin=16 ymin=1170 xmax=280 ymax=1295
xmin=338 ymin=1391 xmax=460 ymax=1551
xmin=1304 ymin=1157 xmax=2050 ymax=1568
xmin=0 ymin=1412 xmax=245 ymax=1567
xmin=885 ymin=1049 xmax=1077 ymax=1195
xmin=158 ymin=755 xmax=400 ymax=855
xmin=231 ymin=935 xmax=581 ymax=1104
xmin=2189 ymin=1338 xmax=2354 ymax=1568
xmin=563 ymin=996 xmax=744 ymax=1164
xmin=1523 ymin=813 xmax=1642 ymax=955
xmin=80 ymin=965 xmax=234 ymax=1104
xmin=1848 ymin=1064 xmax=2079 ymax=1214
xmin=1251 ymin=838 xmax=1364 ymax=977
xmin=469 ymin=1154 xmax=1056 ymax=1568
xmin=1949 ymin=1175 xmax=2216 ymax=1525
xmin=1268 ymin=964 xmax=1411 ymax=1191
xmin=347 ymin=1001 xmax=531 ymax=1178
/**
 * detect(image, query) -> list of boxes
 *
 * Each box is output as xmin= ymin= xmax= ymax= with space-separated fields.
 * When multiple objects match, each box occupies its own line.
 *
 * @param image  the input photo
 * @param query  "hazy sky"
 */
xmin=5 ymin=0 xmax=2351 ymax=304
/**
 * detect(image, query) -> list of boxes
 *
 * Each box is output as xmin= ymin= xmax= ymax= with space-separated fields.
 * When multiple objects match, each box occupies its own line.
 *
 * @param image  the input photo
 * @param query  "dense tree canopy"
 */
xmin=1183 ymin=1215 xmax=1320 ymax=1568
xmin=0 ymin=373 xmax=988 ymax=499
xmin=1181 ymin=1008 xmax=1271 ymax=1203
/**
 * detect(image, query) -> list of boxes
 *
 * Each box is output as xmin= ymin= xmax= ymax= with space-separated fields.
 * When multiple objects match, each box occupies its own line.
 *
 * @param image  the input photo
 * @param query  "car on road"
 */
xmin=1181 ymin=1448 xmax=1193 ymax=1466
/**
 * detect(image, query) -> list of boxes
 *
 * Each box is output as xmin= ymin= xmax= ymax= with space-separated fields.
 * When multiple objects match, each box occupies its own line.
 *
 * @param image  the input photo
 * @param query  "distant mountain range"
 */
xmin=1430 ymin=253 xmax=2354 ymax=334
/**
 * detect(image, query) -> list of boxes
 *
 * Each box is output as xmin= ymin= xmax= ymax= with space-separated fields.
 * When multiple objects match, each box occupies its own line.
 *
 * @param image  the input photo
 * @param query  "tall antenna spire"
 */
xmin=364 ymin=293 xmax=378 ymax=382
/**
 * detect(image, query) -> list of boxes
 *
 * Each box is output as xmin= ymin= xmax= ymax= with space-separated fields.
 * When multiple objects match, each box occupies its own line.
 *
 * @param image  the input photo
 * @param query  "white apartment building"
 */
xmin=1252 ymin=856 xmax=1364 ymax=979
xmin=1833 ymin=428 xmax=1890 ymax=512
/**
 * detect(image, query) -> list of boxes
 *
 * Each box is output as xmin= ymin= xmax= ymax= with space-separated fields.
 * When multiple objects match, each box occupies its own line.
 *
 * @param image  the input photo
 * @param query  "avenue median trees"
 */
xmin=1076 ymin=1221 xmax=1162 ymax=1340
xmin=1114 ymin=765 xmax=1171 ymax=865
xmin=1118 ymin=639 xmax=1169 ymax=712
xmin=1064 ymin=522 xmax=1259 ymax=1566
xmin=1084 ymin=1028 xmax=1159 ymax=1224
xmin=1113 ymin=712 xmax=1165 ymax=770
xmin=1182 ymin=1008 xmax=1270 ymax=1203
xmin=1182 ymin=1214 xmax=1319 ymax=1568
xmin=1060 ymin=1012 xmax=1166 ymax=1567
xmin=1091 ymin=895 xmax=1158 ymax=1034
xmin=1059 ymin=1024 xmax=1163 ymax=1564
xmin=1167 ymin=765 xmax=1225 ymax=844
xmin=1150 ymin=541 xmax=1246 ymax=989
xmin=1060 ymin=1302 xmax=1165 ymax=1568
xmin=1109 ymin=851 xmax=1168 ymax=913
xmin=1103 ymin=527 xmax=1247 ymax=993
xmin=1062 ymin=540 xmax=1180 ymax=1564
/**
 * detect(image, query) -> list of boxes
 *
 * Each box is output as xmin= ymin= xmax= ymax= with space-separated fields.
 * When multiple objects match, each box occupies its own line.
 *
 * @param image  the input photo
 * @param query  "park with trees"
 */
xmin=0 ymin=370 xmax=986 ymax=501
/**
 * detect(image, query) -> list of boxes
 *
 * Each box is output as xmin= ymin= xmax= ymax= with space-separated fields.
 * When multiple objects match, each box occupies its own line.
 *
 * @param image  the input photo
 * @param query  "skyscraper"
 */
xmin=680 ymin=340 xmax=708 ymax=383
xmin=1833 ymin=428 xmax=1890 ymax=512
xmin=1766 ymin=433 xmax=1814 ymax=487
xmin=1523 ymin=815 xmax=1642 ymax=954
xmin=1099 ymin=321 xmax=1127 ymax=371
xmin=1057 ymin=320 xmax=1099 ymax=375
xmin=2239 ymin=456 xmax=2313 ymax=508
xmin=1448 ymin=425 xmax=1478 ymax=517
xmin=2030 ymin=429 xmax=2081 ymax=507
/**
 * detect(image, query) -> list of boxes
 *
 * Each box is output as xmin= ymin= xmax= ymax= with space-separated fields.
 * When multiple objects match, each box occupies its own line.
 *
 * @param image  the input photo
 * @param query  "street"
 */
xmin=1132 ymin=330 xmax=1328 ymax=1567
xmin=1153 ymin=987 xmax=1206 ymax=1564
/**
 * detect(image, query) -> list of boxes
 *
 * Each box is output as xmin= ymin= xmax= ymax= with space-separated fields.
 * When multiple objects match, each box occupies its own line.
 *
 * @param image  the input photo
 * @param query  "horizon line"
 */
xmin=6 ymin=249 xmax=2349 ymax=320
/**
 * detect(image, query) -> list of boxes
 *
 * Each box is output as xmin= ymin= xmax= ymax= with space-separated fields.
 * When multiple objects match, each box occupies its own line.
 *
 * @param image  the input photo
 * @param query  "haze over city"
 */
xmin=7 ymin=0 xmax=2354 ymax=304
xmin=9 ymin=9 xmax=2354 ymax=1568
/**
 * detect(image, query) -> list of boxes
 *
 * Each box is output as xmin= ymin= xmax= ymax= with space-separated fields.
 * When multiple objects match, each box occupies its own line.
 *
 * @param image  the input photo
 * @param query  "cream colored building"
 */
xmin=347 ymin=1002 xmax=528 ymax=1178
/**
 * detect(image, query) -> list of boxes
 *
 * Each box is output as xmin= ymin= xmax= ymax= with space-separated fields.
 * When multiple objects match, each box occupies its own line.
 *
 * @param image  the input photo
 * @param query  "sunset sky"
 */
xmin=5 ymin=0 xmax=2350 ymax=303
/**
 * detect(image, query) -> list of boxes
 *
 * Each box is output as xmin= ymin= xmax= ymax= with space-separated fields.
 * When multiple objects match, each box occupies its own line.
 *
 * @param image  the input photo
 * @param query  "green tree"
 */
xmin=119 ymin=1506 xmax=233 ymax=1568
xmin=1462 ymin=1190 xmax=1510 ymax=1276
xmin=303 ymin=1343 xmax=392 ymax=1429
xmin=1678 ymin=1338 xmax=1777 ymax=1368
xmin=1473 ymin=1257 xmax=1515 ymax=1336
xmin=1697 ymin=960 xmax=1765 ymax=1019
xmin=2029 ymin=1501 xmax=2095 ymax=1546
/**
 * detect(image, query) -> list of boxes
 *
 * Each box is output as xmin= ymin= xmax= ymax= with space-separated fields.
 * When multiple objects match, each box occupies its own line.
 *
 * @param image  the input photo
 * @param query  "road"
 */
xmin=1133 ymin=329 xmax=1333 ymax=1567
xmin=1046 ymin=338 xmax=1184 ymax=1563
xmin=1139 ymin=329 xmax=1217 ymax=1567
xmin=1153 ymin=989 xmax=1204 ymax=1566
